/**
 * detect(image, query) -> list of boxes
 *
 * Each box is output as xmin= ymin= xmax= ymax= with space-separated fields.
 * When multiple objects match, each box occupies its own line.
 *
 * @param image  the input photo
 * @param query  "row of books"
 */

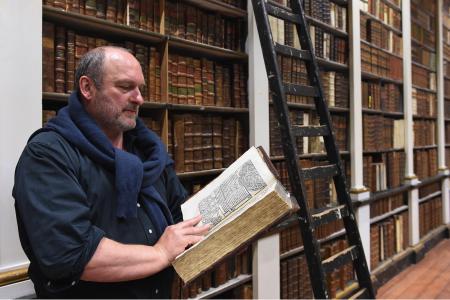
xmin=411 ymin=0 xmax=437 ymax=34
xmin=281 ymin=239 xmax=354 ymax=299
xmin=413 ymin=120 xmax=436 ymax=147
xmin=445 ymin=60 xmax=450 ymax=78
xmin=360 ymin=0 xmax=401 ymax=30
xmin=310 ymin=26 xmax=347 ymax=64
xmin=165 ymin=0 xmax=245 ymax=51
xmin=361 ymin=42 xmax=403 ymax=81
xmin=42 ymin=22 xmax=164 ymax=101
xmin=171 ymin=246 xmax=252 ymax=299
xmin=277 ymin=54 xmax=350 ymax=107
xmin=321 ymin=71 xmax=350 ymax=108
xmin=362 ymin=81 xmax=403 ymax=112
xmin=418 ymin=182 xmax=440 ymax=199
xmin=414 ymin=148 xmax=438 ymax=180
xmin=419 ymin=196 xmax=443 ymax=238
xmin=363 ymin=152 xmax=405 ymax=192
xmin=269 ymin=19 xmax=348 ymax=65
xmin=412 ymin=88 xmax=436 ymax=117
xmin=360 ymin=15 xmax=402 ymax=56
xmin=446 ymin=124 xmax=450 ymax=143
xmin=168 ymin=54 xmax=247 ymax=107
xmin=363 ymin=116 xmax=405 ymax=151
xmin=271 ymin=0 xmax=347 ymax=32
xmin=44 ymin=0 xmax=161 ymax=33
xmin=412 ymin=47 xmax=437 ymax=71
xmin=370 ymin=194 xmax=405 ymax=219
xmin=303 ymin=0 xmax=347 ymax=31
xmin=445 ymin=79 xmax=450 ymax=98
xmin=169 ymin=114 xmax=247 ymax=173
xmin=276 ymin=158 xmax=351 ymax=204
xmin=411 ymin=5 xmax=436 ymax=50
xmin=370 ymin=212 xmax=408 ymax=269
xmin=412 ymin=64 xmax=436 ymax=91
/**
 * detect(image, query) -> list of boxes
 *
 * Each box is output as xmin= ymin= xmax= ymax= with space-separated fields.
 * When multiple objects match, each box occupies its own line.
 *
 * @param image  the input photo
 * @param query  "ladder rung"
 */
xmin=274 ymin=43 xmax=311 ymax=60
xmin=322 ymin=245 xmax=358 ymax=273
xmin=311 ymin=205 xmax=348 ymax=227
xmin=292 ymin=125 xmax=329 ymax=137
xmin=349 ymin=288 xmax=367 ymax=300
xmin=302 ymin=164 xmax=338 ymax=180
xmin=266 ymin=3 xmax=301 ymax=24
xmin=284 ymin=83 xmax=318 ymax=97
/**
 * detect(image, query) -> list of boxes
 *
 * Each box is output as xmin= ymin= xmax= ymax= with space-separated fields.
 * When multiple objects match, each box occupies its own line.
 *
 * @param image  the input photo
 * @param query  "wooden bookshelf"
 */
xmin=41 ymin=0 xmax=251 ymax=298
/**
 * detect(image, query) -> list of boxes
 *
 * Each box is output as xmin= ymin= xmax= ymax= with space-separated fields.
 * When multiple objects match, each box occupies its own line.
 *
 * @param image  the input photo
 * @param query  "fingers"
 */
xmin=182 ymin=223 xmax=211 ymax=236
xmin=179 ymin=214 xmax=203 ymax=228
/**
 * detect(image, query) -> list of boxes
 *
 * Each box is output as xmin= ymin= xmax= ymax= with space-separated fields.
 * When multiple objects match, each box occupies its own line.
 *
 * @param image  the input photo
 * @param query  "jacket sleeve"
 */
xmin=13 ymin=136 xmax=105 ymax=287
xmin=164 ymin=165 xmax=188 ymax=224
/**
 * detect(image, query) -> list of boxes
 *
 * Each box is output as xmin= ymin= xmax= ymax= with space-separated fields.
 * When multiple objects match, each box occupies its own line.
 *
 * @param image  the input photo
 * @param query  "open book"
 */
xmin=172 ymin=146 xmax=296 ymax=284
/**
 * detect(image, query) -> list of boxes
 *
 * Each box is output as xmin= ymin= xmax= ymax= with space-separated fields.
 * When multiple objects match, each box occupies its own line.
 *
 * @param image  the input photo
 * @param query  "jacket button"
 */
xmin=148 ymin=229 xmax=153 ymax=234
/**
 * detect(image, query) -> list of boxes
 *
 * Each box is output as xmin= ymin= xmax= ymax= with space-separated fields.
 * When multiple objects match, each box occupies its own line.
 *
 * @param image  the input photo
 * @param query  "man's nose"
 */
xmin=131 ymin=87 xmax=144 ymax=105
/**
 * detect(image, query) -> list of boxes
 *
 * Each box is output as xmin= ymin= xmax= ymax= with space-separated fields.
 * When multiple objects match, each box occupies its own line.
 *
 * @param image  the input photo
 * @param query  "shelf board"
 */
xmin=279 ymin=229 xmax=346 ymax=261
xmin=416 ymin=173 xmax=445 ymax=188
xmin=42 ymin=93 xmax=249 ymax=114
xmin=413 ymin=145 xmax=438 ymax=150
xmin=412 ymin=85 xmax=437 ymax=94
xmin=167 ymin=36 xmax=247 ymax=61
xmin=194 ymin=274 xmax=252 ymax=299
xmin=305 ymin=15 xmax=348 ymax=38
xmin=43 ymin=6 xmax=164 ymax=45
xmin=363 ymin=147 xmax=404 ymax=154
xmin=177 ymin=168 xmax=225 ymax=180
xmin=411 ymin=38 xmax=436 ymax=53
xmin=382 ymin=0 xmax=401 ymax=12
xmin=361 ymin=108 xmax=404 ymax=117
xmin=360 ymin=39 xmax=403 ymax=60
xmin=418 ymin=191 xmax=442 ymax=204
xmin=365 ymin=184 xmax=411 ymax=205
xmin=316 ymin=57 xmax=349 ymax=71
xmin=270 ymin=151 xmax=350 ymax=162
xmin=361 ymin=70 xmax=403 ymax=85
xmin=370 ymin=205 xmax=408 ymax=224
xmin=182 ymin=0 xmax=247 ymax=18
xmin=279 ymin=101 xmax=349 ymax=113
xmin=446 ymin=144 xmax=450 ymax=147
xmin=359 ymin=10 xmax=402 ymax=35
xmin=330 ymin=0 xmax=348 ymax=6
xmin=412 ymin=61 xmax=436 ymax=74
xmin=167 ymin=103 xmax=249 ymax=114
xmin=413 ymin=114 xmax=437 ymax=120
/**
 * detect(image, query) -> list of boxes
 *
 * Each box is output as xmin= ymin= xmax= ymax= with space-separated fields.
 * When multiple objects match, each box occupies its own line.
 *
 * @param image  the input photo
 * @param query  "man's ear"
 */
xmin=79 ymin=76 xmax=96 ymax=101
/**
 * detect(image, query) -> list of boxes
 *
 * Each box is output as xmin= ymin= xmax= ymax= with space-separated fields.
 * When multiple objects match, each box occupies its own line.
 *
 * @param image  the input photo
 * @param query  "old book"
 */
xmin=43 ymin=22 xmax=55 ymax=93
xmin=173 ymin=146 xmax=296 ymax=284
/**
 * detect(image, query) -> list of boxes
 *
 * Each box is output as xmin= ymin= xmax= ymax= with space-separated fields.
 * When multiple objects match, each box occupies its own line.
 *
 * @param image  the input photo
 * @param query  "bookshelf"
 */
xmin=41 ymin=0 xmax=251 ymax=298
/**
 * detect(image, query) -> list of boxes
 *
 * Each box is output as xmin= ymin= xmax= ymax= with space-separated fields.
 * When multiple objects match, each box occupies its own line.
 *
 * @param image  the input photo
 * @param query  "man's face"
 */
xmin=90 ymin=50 xmax=145 ymax=133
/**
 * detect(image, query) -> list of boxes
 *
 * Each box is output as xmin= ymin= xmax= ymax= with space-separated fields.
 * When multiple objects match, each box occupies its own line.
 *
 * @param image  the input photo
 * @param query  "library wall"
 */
xmin=0 ymin=1 xmax=41 ymax=297
xmin=2 ymin=0 xmax=450 ymax=298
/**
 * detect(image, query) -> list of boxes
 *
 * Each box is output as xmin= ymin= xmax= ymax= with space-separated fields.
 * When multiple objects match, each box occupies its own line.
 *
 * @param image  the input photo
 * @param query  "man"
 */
xmin=13 ymin=46 xmax=209 ymax=298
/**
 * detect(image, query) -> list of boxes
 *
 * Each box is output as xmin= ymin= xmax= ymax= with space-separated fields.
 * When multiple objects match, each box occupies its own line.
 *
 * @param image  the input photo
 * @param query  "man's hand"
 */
xmin=154 ymin=215 xmax=211 ymax=265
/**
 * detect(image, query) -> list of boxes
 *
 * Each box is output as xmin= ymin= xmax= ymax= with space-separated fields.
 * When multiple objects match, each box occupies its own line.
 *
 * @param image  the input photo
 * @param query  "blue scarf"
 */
xmin=36 ymin=92 xmax=173 ymax=235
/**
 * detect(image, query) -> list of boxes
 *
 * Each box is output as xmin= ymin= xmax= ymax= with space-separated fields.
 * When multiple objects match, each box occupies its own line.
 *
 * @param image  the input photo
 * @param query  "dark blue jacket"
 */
xmin=13 ymin=131 xmax=187 ymax=298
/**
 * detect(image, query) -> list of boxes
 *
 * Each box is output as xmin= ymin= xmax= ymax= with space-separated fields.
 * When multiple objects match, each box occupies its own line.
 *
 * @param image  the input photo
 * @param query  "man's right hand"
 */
xmin=154 ymin=215 xmax=211 ymax=266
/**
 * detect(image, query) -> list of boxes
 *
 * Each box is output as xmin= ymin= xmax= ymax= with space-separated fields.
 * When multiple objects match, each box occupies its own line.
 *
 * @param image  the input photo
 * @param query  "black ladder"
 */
xmin=250 ymin=0 xmax=375 ymax=298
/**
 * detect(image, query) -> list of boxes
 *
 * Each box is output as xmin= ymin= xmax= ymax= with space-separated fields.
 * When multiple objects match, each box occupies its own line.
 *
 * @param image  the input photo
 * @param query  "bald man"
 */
xmin=13 ymin=46 xmax=209 ymax=298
